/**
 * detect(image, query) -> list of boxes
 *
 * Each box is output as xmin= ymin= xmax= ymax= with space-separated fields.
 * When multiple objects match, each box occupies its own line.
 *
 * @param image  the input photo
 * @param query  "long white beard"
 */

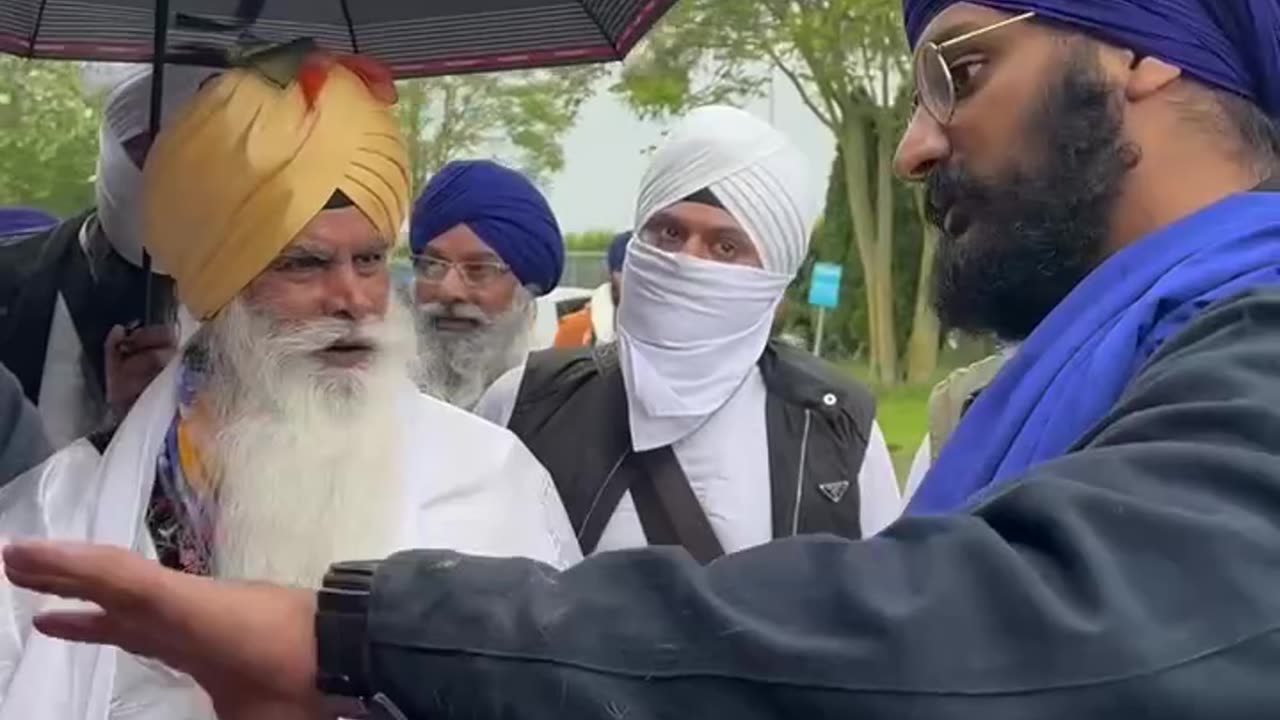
xmin=201 ymin=296 xmax=418 ymax=587
xmin=415 ymin=287 xmax=534 ymax=410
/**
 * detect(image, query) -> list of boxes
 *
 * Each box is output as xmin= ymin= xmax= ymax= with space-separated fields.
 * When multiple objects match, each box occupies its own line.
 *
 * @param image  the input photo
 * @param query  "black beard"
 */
xmin=927 ymin=49 xmax=1137 ymax=340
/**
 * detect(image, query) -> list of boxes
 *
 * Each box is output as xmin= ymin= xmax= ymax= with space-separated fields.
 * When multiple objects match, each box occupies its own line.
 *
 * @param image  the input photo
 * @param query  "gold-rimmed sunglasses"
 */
xmin=913 ymin=11 xmax=1035 ymax=125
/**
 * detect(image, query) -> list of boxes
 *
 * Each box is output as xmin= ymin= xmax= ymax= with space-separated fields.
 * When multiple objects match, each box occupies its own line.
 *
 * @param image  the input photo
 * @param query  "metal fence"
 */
xmin=562 ymin=251 xmax=608 ymax=289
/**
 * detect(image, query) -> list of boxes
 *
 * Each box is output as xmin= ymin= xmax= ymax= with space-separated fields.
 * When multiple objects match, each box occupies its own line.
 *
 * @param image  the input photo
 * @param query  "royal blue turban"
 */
xmin=410 ymin=160 xmax=564 ymax=294
xmin=0 ymin=207 xmax=57 ymax=239
xmin=606 ymin=231 xmax=631 ymax=272
xmin=903 ymin=0 xmax=1280 ymax=117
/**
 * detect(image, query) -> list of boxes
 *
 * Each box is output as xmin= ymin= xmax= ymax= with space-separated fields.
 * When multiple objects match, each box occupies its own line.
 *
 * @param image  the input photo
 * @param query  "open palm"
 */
xmin=3 ymin=541 xmax=324 ymax=720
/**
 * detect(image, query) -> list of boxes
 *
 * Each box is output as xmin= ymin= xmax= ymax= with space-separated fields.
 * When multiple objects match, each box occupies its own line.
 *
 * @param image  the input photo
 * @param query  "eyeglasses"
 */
xmin=913 ymin=11 xmax=1034 ymax=125
xmin=411 ymin=255 xmax=511 ymax=288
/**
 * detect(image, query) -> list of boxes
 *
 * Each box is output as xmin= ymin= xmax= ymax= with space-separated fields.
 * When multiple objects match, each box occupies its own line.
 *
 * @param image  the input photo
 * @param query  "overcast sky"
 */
xmin=84 ymin=62 xmax=836 ymax=234
xmin=544 ymin=66 xmax=836 ymax=233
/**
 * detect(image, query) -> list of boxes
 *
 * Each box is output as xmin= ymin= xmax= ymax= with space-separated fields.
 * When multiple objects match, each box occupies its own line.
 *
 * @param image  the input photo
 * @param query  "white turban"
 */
xmin=634 ymin=105 xmax=819 ymax=276
xmin=95 ymin=65 xmax=216 ymax=269
xmin=619 ymin=105 xmax=819 ymax=450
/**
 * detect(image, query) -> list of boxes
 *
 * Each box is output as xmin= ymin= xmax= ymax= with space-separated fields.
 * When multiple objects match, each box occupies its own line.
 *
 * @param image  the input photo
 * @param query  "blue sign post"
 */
xmin=807 ymin=262 xmax=843 ymax=357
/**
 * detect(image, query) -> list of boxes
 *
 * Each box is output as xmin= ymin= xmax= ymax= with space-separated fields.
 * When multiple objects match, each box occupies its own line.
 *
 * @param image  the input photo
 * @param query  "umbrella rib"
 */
xmin=575 ymin=0 xmax=618 ymax=54
xmin=338 ymin=0 xmax=360 ymax=53
xmin=27 ymin=0 xmax=50 ymax=60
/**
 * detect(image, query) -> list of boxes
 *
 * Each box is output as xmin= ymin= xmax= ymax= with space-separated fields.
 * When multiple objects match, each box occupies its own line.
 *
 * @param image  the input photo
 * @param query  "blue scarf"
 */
xmin=909 ymin=189 xmax=1280 ymax=515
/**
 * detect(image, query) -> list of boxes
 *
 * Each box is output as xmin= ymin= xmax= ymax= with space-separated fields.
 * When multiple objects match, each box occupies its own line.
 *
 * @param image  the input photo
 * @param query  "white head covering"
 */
xmin=633 ymin=105 xmax=817 ymax=275
xmin=94 ymin=65 xmax=215 ymax=269
xmin=618 ymin=105 xmax=819 ymax=450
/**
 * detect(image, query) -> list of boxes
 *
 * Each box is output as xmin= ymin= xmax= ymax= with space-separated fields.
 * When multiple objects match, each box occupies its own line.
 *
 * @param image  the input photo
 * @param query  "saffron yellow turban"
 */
xmin=142 ymin=57 xmax=410 ymax=319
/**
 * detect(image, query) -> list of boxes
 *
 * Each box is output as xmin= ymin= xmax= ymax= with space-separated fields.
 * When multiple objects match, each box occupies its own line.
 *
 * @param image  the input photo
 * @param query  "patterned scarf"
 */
xmin=147 ymin=347 xmax=218 ymax=575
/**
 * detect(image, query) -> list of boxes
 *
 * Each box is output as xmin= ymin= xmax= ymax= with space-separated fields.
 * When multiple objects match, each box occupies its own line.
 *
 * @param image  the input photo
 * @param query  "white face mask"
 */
xmin=617 ymin=239 xmax=791 ymax=450
xmin=94 ymin=126 xmax=148 ymax=268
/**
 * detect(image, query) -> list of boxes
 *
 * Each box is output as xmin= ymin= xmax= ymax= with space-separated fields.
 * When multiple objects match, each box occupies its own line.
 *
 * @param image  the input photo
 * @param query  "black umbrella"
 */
xmin=0 ymin=0 xmax=676 ymax=77
xmin=0 ymin=0 xmax=677 ymax=322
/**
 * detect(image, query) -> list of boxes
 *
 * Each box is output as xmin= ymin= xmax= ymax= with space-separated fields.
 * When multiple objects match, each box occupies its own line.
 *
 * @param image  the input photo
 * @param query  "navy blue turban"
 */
xmin=410 ymin=160 xmax=564 ymax=294
xmin=903 ymin=0 xmax=1280 ymax=117
xmin=0 ymin=207 xmax=57 ymax=239
xmin=606 ymin=231 xmax=631 ymax=273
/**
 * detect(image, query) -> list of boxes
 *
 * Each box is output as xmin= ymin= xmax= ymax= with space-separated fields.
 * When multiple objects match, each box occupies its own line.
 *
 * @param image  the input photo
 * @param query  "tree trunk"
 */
xmin=397 ymin=81 xmax=430 ymax=190
xmin=838 ymin=115 xmax=891 ymax=379
xmin=871 ymin=108 xmax=898 ymax=385
xmin=906 ymin=187 xmax=940 ymax=384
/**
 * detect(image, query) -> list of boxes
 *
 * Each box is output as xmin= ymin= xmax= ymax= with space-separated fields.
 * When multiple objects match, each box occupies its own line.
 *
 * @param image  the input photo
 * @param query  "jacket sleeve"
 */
xmin=365 ymin=290 xmax=1280 ymax=720
xmin=0 ymin=365 xmax=50 ymax=486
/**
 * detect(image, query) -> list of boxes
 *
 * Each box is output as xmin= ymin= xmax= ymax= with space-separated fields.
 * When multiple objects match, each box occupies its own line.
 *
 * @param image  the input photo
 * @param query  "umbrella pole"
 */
xmin=141 ymin=0 xmax=170 ymax=326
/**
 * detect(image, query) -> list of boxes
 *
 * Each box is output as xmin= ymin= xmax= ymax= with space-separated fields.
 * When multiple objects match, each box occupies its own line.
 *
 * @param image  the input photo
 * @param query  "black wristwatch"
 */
xmin=316 ymin=560 xmax=379 ymax=715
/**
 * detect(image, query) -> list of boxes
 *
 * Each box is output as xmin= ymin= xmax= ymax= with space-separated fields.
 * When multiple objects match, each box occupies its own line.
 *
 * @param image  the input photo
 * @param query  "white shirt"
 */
xmin=37 ymin=294 xmax=97 ymax=447
xmin=476 ymin=362 xmax=902 ymax=550
xmin=0 ymin=361 xmax=581 ymax=720
xmin=904 ymin=434 xmax=932 ymax=505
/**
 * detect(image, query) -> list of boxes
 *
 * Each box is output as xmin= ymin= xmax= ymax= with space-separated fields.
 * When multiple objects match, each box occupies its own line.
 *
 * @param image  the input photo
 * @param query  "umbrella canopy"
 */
xmin=0 ymin=0 xmax=675 ymax=77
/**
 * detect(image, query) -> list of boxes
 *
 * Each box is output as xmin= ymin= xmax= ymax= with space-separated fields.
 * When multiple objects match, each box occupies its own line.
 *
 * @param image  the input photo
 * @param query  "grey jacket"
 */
xmin=0 ymin=364 xmax=51 ymax=485
xmin=363 ymin=288 xmax=1280 ymax=719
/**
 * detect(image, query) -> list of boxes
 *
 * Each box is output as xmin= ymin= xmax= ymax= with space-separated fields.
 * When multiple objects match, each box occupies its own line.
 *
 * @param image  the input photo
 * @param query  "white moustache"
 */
xmin=270 ymin=318 xmax=382 ymax=354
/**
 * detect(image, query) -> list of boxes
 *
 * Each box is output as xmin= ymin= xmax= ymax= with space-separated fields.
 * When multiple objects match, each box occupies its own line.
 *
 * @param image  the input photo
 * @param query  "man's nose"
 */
xmin=434 ymin=264 xmax=471 ymax=303
xmin=894 ymin=106 xmax=950 ymax=182
xmin=683 ymin=235 xmax=715 ymax=263
xmin=323 ymin=262 xmax=378 ymax=320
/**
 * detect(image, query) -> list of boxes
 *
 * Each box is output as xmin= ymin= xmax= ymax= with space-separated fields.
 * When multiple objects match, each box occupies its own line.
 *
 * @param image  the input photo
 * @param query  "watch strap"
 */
xmin=316 ymin=560 xmax=379 ymax=701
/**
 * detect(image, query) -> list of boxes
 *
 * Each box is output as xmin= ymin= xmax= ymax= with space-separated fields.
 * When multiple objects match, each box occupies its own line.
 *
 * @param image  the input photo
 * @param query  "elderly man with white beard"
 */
xmin=0 ymin=49 xmax=579 ymax=720
xmin=477 ymin=106 xmax=900 ymax=560
xmin=409 ymin=160 xmax=565 ymax=410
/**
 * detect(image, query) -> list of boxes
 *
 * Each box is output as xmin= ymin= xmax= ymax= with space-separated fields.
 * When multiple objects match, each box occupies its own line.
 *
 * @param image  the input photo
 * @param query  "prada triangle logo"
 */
xmin=818 ymin=480 xmax=850 ymax=504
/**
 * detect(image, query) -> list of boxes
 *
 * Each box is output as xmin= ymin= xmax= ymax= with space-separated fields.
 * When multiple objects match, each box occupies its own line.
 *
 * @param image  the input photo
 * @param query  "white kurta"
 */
xmin=38 ymin=295 xmax=99 ymax=448
xmin=0 ymin=361 xmax=581 ymax=720
xmin=476 ymin=363 xmax=902 ymax=551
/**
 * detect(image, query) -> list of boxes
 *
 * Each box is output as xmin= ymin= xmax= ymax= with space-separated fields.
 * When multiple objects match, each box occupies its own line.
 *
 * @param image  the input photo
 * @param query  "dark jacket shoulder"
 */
xmin=367 ymin=290 xmax=1280 ymax=720
xmin=516 ymin=341 xmax=874 ymax=417
xmin=757 ymin=341 xmax=875 ymax=439
xmin=0 ymin=363 xmax=51 ymax=484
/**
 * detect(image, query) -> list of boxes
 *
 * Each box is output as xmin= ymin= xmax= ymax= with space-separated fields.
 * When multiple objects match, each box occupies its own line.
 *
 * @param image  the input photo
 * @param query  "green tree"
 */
xmin=787 ymin=146 xmax=927 ymax=363
xmin=0 ymin=57 xmax=101 ymax=216
xmin=397 ymin=66 xmax=605 ymax=192
xmin=615 ymin=0 xmax=941 ymax=384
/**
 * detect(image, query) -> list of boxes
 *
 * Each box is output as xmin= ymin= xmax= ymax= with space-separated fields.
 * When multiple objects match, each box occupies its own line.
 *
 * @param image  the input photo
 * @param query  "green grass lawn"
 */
xmin=838 ymin=363 xmax=934 ymax=481
xmin=874 ymin=383 xmax=931 ymax=478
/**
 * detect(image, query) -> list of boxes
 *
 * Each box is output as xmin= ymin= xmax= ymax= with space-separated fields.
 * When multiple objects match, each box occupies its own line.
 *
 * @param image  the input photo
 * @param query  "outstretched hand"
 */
xmin=3 ymin=541 xmax=325 ymax=720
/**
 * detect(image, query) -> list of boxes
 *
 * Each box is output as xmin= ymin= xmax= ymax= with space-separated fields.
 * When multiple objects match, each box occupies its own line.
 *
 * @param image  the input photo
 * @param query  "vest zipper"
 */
xmin=791 ymin=409 xmax=813 ymax=535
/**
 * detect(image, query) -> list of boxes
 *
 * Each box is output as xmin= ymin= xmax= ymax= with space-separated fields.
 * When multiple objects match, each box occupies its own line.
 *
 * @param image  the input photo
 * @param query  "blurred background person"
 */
xmin=409 ymin=159 xmax=565 ymax=410
xmin=0 ymin=66 xmax=213 ymax=447
xmin=554 ymin=230 xmax=630 ymax=348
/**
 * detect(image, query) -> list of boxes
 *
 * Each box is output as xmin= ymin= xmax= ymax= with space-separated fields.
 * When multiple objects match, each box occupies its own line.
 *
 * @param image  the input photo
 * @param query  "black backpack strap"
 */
xmin=573 ymin=345 xmax=636 ymax=555
xmin=632 ymin=446 xmax=725 ymax=564
xmin=575 ymin=451 xmax=632 ymax=555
